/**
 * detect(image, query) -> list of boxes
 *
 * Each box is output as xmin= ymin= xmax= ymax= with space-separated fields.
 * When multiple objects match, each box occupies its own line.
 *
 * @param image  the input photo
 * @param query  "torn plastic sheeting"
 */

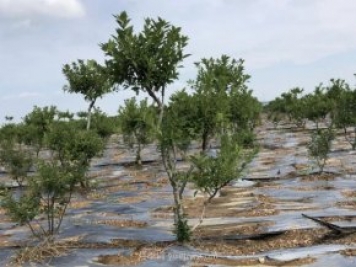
xmin=302 ymin=209 xmax=356 ymax=218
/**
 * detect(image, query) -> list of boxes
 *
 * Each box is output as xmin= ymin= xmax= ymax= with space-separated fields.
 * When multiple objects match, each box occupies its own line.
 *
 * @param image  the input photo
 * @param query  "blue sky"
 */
xmin=1 ymin=0 xmax=356 ymax=123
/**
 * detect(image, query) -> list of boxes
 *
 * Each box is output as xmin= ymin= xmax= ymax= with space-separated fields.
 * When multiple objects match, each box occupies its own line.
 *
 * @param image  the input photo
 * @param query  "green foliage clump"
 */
xmin=75 ymin=109 xmax=118 ymax=139
xmin=63 ymin=59 xmax=113 ymax=130
xmin=0 ymin=148 xmax=32 ymax=188
xmin=175 ymin=219 xmax=191 ymax=243
xmin=308 ymin=129 xmax=334 ymax=173
xmin=0 ymin=108 xmax=104 ymax=241
xmin=303 ymin=85 xmax=332 ymax=129
xmin=190 ymin=134 xmax=256 ymax=201
xmin=118 ymin=98 xmax=156 ymax=165
xmin=265 ymin=88 xmax=306 ymax=127
xmin=102 ymin=11 xmax=189 ymax=124
xmin=0 ymin=121 xmax=34 ymax=187
xmin=187 ymin=55 xmax=261 ymax=150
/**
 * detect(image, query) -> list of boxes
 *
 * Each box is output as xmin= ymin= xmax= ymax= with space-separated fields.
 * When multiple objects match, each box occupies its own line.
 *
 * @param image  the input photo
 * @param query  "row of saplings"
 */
xmin=0 ymin=12 xmax=262 ymax=264
xmin=266 ymin=77 xmax=356 ymax=173
xmin=0 ymin=102 xmax=257 ymax=264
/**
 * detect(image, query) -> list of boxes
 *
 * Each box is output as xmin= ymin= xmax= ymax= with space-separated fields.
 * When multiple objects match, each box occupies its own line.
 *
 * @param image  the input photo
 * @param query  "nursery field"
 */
xmin=1 ymin=119 xmax=356 ymax=267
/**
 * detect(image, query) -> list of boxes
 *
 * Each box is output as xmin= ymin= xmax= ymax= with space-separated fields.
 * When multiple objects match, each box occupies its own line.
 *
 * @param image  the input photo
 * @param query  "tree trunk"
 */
xmin=172 ymin=181 xmax=190 ymax=243
xmin=172 ymin=184 xmax=184 ymax=226
xmin=136 ymin=142 xmax=142 ymax=166
xmin=86 ymin=100 xmax=96 ymax=130
xmin=146 ymin=87 xmax=165 ymax=127
xmin=202 ymin=129 xmax=209 ymax=151
xmin=158 ymin=87 xmax=165 ymax=127
xmin=146 ymin=88 xmax=162 ymax=109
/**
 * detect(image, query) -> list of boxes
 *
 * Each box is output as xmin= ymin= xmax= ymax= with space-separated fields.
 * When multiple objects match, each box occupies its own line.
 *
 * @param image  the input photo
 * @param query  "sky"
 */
xmin=1 ymin=0 xmax=356 ymax=123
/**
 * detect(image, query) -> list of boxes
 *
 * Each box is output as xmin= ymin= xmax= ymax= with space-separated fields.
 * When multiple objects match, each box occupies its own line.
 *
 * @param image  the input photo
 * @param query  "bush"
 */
xmin=308 ymin=129 xmax=334 ymax=173
xmin=175 ymin=219 xmax=191 ymax=243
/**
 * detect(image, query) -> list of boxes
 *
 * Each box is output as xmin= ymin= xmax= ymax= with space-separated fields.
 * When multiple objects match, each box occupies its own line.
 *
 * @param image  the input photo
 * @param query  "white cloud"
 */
xmin=0 ymin=0 xmax=85 ymax=18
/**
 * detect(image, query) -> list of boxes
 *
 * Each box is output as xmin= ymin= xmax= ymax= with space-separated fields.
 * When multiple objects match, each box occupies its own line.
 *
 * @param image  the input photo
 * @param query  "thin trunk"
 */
xmin=47 ymin=192 xmax=51 ymax=236
xmin=86 ymin=100 xmax=96 ymax=130
xmin=26 ymin=222 xmax=41 ymax=240
xmin=50 ymin=196 xmax=55 ymax=236
xmin=55 ymin=191 xmax=72 ymax=235
xmin=146 ymin=87 xmax=164 ymax=127
xmin=158 ymin=87 xmax=165 ymax=126
xmin=191 ymin=201 xmax=207 ymax=232
xmin=191 ymin=190 xmax=219 ymax=232
xmin=161 ymin=146 xmax=184 ymax=230
xmin=318 ymin=158 xmax=325 ymax=174
xmin=136 ymin=142 xmax=142 ymax=166
xmin=202 ymin=129 xmax=209 ymax=151
xmin=146 ymin=88 xmax=162 ymax=109
xmin=172 ymin=183 xmax=184 ymax=226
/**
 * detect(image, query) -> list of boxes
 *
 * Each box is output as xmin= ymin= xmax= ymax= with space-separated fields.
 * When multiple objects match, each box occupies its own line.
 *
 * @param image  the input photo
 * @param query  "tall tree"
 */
xmin=101 ymin=11 xmax=189 ymax=124
xmin=158 ymin=98 xmax=196 ymax=242
xmin=62 ymin=59 xmax=113 ymax=130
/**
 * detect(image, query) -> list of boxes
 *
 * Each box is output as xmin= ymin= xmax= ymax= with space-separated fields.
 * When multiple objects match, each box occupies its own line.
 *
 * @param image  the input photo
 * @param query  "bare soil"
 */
xmin=192 ymin=256 xmax=316 ymax=266
xmin=300 ymin=172 xmax=338 ymax=182
xmin=191 ymin=228 xmax=356 ymax=255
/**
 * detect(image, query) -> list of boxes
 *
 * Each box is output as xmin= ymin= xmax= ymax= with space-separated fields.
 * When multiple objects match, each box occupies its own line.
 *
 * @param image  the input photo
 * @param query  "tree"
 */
xmin=158 ymin=97 xmax=197 ymax=242
xmin=168 ymin=90 xmax=200 ymax=154
xmin=1 ymin=117 xmax=104 ymax=241
xmin=303 ymin=85 xmax=331 ymax=129
xmin=190 ymin=133 xmax=256 ymax=230
xmin=118 ymin=98 xmax=156 ymax=165
xmin=308 ymin=128 xmax=334 ymax=174
xmin=62 ymin=59 xmax=113 ymax=130
xmin=326 ymin=79 xmax=356 ymax=149
xmin=46 ymin=121 xmax=104 ymax=188
xmin=22 ymin=106 xmax=58 ymax=157
xmin=75 ymin=108 xmax=118 ymax=140
xmin=266 ymin=88 xmax=308 ymax=128
xmin=282 ymin=88 xmax=306 ymax=127
xmin=229 ymin=88 xmax=261 ymax=133
xmin=189 ymin=55 xmax=252 ymax=150
xmin=229 ymin=88 xmax=261 ymax=147
xmin=160 ymin=90 xmax=257 ymax=242
xmin=101 ymin=11 xmax=189 ymax=124
xmin=0 ymin=145 xmax=32 ymax=188
xmin=0 ymin=122 xmax=33 ymax=188
xmin=265 ymin=97 xmax=288 ymax=128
